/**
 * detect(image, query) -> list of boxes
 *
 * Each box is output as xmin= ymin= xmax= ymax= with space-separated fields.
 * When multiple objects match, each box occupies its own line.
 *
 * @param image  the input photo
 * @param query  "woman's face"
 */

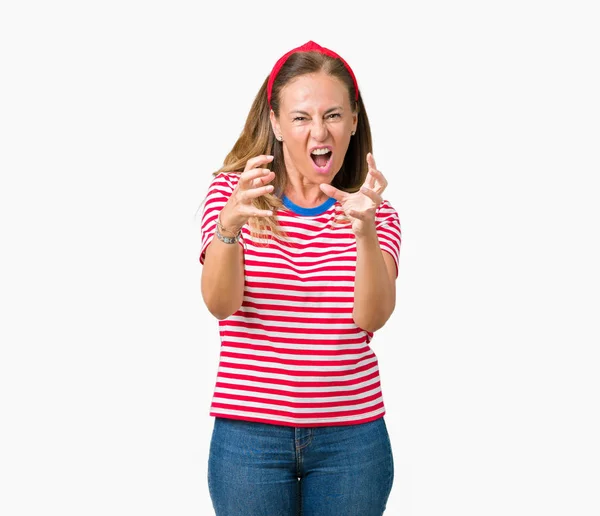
xmin=270 ymin=71 xmax=358 ymax=186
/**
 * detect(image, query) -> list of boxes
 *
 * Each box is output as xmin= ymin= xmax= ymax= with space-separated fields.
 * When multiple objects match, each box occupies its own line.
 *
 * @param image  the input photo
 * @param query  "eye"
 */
xmin=293 ymin=116 xmax=306 ymax=122
xmin=327 ymin=113 xmax=341 ymax=119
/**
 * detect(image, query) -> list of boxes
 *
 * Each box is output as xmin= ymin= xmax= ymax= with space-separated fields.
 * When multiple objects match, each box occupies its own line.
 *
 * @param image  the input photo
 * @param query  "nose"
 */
xmin=310 ymin=119 xmax=328 ymax=141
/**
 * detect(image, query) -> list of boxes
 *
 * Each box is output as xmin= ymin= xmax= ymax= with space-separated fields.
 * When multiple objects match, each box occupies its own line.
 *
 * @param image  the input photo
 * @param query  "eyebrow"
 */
xmin=289 ymin=106 xmax=344 ymax=116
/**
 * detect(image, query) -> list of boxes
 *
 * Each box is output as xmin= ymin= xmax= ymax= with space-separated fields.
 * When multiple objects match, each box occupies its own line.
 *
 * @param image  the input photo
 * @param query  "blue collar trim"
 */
xmin=282 ymin=195 xmax=337 ymax=216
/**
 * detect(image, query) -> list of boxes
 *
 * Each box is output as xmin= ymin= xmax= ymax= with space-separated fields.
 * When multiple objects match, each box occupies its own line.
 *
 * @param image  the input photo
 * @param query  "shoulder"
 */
xmin=207 ymin=171 xmax=242 ymax=192
xmin=375 ymin=200 xmax=400 ymax=225
xmin=200 ymin=172 xmax=242 ymax=220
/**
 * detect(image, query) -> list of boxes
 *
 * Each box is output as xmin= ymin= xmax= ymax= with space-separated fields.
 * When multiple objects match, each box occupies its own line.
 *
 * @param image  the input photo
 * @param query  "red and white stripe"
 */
xmin=200 ymin=173 xmax=401 ymax=427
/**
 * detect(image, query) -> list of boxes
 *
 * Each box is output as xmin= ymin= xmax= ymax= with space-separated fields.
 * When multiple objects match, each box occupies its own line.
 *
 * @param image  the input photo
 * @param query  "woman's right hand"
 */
xmin=218 ymin=155 xmax=276 ymax=234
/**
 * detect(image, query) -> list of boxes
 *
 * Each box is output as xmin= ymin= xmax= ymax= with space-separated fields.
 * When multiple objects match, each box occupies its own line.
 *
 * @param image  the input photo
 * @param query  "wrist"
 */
xmin=353 ymin=220 xmax=378 ymax=241
xmin=218 ymin=206 xmax=246 ymax=236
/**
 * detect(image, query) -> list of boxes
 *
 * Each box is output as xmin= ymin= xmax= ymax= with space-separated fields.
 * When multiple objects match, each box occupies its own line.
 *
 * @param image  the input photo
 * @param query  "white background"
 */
xmin=1 ymin=0 xmax=599 ymax=514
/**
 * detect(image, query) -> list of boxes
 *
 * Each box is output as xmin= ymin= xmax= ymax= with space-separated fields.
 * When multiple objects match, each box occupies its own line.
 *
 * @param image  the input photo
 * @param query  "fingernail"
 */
xmin=266 ymin=185 xmax=274 ymax=191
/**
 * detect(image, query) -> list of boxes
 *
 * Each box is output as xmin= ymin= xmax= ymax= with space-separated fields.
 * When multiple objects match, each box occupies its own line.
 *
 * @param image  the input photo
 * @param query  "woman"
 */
xmin=199 ymin=41 xmax=401 ymax=516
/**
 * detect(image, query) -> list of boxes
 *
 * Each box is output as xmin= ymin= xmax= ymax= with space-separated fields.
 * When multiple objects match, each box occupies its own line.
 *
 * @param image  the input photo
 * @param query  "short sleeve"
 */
xmin=375 ymin=201 xmax=402 ymax=278
xmin=199 ymin=173 xmax=243 ymax=265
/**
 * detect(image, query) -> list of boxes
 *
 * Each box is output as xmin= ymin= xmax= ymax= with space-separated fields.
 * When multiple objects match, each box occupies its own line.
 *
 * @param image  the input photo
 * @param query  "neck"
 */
xmin=284 ymin=161 xmax=330 ymax=208
xmin=284 ymin=187 xmax=329 ymax=208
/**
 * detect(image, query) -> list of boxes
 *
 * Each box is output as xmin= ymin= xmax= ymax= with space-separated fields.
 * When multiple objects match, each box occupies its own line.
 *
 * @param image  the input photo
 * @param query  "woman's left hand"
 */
xmin=320 ymin=152 xmax=388 ymax=237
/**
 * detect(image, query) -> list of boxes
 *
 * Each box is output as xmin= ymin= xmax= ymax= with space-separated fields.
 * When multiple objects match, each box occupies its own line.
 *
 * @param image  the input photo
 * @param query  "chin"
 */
xmin=311 ymin=170 xmax=337 ymax=184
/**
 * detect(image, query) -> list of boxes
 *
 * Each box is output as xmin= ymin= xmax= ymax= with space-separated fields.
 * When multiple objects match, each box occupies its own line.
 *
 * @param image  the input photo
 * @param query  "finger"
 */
xmin=246 ymin=209 xmax=274 ymax=218
xmin=320 ymin=182 xmax=347 ymax=202
xmin=364 ymin=170 xmax=376 ymax=190
xmin=368 ymin=167 xmax=388 ymax=194
xmin=366 ymin=153 xmax=388 ymax=193
xmin=335 ymin=210 xmax=352 ymax=224
xmin=367 ymin=152 xmax=377 ymax=170
xmin=243 ymin=154 xmax=274 ymax=172
xmin=245 ymin=154 xmax=274 ymax=171
xmin=240 ymin=167 xmax=273 ymax=188
xmin=250 ymin=170 xmax=276 ymax=188
xmin=347 ymin=209 xmax=373 ymax=221
xmin=240 ymin=184 xmax=275 ymax=201
xmin=365 ymin=153 xmax=377 ymax=189
xmin=360 ymin=185 xmax=383 ymax=205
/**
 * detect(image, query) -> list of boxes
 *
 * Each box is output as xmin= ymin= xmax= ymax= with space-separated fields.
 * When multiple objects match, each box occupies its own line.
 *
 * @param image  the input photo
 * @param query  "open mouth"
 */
xmin=310 ymin=149 xmax=332 ymax=168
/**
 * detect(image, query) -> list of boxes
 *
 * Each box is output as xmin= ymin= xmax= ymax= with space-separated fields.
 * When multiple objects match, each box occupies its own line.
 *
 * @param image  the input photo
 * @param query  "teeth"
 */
xmin=311 ymin=148 xmax=331 ymax=155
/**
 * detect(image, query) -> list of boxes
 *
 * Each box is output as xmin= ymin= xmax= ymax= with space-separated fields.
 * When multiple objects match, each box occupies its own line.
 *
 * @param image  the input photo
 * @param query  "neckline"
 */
xmin=281 ymin=195 xmax=337 ymax=216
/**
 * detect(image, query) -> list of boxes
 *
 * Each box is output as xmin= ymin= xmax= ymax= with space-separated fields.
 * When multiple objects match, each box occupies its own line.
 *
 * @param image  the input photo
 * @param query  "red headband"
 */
xmin=267 ymin=40 xmax=359 ymax=109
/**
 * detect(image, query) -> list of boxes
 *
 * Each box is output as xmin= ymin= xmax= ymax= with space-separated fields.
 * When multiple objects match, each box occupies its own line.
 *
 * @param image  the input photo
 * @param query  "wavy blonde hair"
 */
xmin=208 ymin=50 xmax=374 ymax=239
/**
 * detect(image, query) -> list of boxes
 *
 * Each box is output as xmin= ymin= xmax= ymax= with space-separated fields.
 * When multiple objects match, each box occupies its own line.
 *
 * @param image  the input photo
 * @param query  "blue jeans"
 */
xmin=207 ymin=416 xmax=394 ymax=515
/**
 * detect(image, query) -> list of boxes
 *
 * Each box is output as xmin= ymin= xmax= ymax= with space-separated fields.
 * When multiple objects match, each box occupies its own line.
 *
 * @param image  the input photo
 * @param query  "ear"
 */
xmin=269 ymin=109 xmax=280 ymax=138
xmin=352 ymin=112 xmax=358 ymax=134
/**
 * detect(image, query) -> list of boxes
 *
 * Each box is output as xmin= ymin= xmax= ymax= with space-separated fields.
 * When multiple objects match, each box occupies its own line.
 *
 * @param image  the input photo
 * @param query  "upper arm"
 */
xmin=199 ymin=173 xmax=241 ymax=264
xmin=382 ymin=251 xmax=397 ymax=305
xmin=382 ymin=249 xmax=398 ymax=284
xmin=375 ymin=201 xmax=401 ymax=279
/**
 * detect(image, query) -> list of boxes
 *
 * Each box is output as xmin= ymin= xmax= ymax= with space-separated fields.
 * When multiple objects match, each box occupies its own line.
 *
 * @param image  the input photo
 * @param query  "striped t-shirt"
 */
xmin=199 ymin=172 xmax=402 ymax=427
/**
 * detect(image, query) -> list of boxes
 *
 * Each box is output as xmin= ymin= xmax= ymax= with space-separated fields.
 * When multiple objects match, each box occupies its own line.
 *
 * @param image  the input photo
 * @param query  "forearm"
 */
xmin=353 ymin=225 xmax=396 ymax=332
xmin=201 ymin=209 xmax=246 ymax=320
